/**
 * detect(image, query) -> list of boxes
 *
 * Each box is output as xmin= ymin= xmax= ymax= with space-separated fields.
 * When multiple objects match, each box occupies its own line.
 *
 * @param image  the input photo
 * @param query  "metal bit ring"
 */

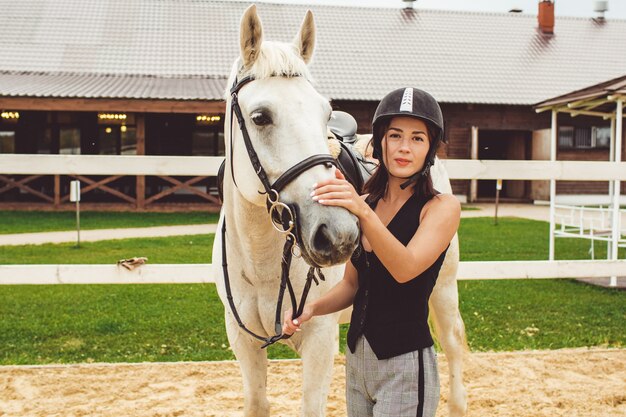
xmin=267 ymin=189 xmax=280 ymax=204
xmin=291 ymin=241 xmax=302 ymax=258
xmin=268 ymin=201 xmax=295 ymax=234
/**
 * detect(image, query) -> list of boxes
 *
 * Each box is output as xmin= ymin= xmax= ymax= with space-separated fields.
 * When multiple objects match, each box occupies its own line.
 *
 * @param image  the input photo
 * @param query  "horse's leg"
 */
xmin=225 ymin=315 xmax=270 ymax=417
xmin=430 ymin=237 xmax=468 ymax=417
xmin=295 ymin=317 xmax=338 ymax=417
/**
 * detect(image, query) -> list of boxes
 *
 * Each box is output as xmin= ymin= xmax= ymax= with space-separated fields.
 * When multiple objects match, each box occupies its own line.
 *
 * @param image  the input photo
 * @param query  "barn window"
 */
xmin=0 ymin=131 xmax=15 ymax=153
xmin=60 ymin=128 xmax=81 ymax=154
xmin=192 ymin=113 xmax=225 ymax=156
xmin=574 ymin=127 xmax=592 ymax=148
xmin=558 ymin=126 xmax=610 ymax=149
xmin=97 ymin=113 xmax=136 ymax=155
xmin=593 ymin=126 xmax=611 ymax=148
xmin=558 ymin=127 xmax=574 ymax=148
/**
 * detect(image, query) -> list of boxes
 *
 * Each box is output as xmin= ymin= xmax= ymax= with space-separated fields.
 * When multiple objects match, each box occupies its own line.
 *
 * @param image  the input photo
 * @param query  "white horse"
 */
xmin=429 ymin=156 xmax=468 ymax=417
xmin=214 ymin=5 xmax=360 ymax=417
xmin=214 ymin=5 xmax=467 ymax=417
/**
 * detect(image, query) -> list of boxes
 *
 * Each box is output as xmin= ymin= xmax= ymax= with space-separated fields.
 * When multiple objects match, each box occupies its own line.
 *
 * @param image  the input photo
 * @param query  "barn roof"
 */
xmin=535 ymin=74 xmax=626 ymax=118
xmin=1 ymin=0 xmax=626 ymax=105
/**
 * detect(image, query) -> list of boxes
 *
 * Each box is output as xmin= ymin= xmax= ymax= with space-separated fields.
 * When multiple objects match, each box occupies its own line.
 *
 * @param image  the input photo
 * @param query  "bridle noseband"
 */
xmin=222 ymin=74 xmax=337 ymax=348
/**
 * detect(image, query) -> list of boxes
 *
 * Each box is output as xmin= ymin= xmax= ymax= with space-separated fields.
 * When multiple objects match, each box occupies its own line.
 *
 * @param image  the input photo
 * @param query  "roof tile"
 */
xmin=0 ymin=0 xmax=625 ymax=104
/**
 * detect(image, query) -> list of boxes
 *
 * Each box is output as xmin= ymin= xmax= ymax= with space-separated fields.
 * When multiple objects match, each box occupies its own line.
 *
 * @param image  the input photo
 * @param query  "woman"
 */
xmin=283 ymin=87 xmax=460 ymax=417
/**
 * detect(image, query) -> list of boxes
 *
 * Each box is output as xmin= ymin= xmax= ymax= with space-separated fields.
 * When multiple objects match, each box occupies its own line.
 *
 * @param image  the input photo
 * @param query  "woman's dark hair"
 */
xmin=363 ymin=118 xmax=439 ymax=203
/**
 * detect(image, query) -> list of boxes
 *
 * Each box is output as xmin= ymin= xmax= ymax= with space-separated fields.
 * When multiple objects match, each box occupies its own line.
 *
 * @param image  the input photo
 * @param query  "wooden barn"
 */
xmin=1 ymin=0 xmax=625 ymax=210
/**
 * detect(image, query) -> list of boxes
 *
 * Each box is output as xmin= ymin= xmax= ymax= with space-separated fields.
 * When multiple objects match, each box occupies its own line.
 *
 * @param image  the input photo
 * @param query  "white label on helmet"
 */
xmin=399 ymin=88 xmax=413 ymax=112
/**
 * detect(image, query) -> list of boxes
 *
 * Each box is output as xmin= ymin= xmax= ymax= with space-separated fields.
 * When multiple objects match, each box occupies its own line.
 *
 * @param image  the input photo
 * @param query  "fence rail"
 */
xmin=2 ymin=154 xmax=626 ymax=180
xmin=1 ymin=260 xmax=625 ymax=285
xmin=1 ymin=154 xmax=624 ymax=284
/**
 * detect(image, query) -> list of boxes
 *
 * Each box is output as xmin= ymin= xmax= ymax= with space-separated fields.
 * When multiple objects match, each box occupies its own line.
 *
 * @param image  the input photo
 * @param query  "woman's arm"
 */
xmin=282 ymin=259 xmax=359 ymax=335
xmin=313 ymin=169 xmax=460 ymax=283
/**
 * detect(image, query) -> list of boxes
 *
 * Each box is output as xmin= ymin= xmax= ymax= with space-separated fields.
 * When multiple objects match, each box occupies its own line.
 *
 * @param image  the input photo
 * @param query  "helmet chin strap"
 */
xmin=400 ymin=175 xmax=418 ymax=190
xmin=399 ymin=161 xmax=431 ymax=190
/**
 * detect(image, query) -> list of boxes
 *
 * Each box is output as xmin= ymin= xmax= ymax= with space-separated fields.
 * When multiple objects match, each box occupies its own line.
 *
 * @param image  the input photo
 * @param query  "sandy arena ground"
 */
xmin=1 ymin=348 xmax=625 ymax=417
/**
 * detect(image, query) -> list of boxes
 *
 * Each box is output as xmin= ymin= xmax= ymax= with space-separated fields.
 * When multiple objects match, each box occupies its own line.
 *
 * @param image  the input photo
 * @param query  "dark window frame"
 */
xmin=558 ymin=125 xmax=611 ymax=150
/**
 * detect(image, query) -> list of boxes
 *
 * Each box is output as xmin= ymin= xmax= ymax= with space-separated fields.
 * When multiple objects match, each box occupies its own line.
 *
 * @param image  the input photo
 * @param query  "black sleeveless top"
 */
xmin=347 ymin=191 xmax=448 ymax=360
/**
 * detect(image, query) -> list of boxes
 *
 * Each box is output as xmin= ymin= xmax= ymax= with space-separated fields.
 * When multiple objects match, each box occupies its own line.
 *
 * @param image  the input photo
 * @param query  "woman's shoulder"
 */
xmin=420 ymin=193 xmax=461 ymax=221
xmin=431 ymin=192 xmax=460 ymax=206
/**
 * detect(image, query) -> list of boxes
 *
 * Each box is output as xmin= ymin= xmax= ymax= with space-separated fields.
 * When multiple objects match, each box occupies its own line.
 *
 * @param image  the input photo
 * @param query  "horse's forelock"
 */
xmin=240 ymin=41 xmax=312 ymax=81
xmin=224 ymin=41 xmax=313 ymax=101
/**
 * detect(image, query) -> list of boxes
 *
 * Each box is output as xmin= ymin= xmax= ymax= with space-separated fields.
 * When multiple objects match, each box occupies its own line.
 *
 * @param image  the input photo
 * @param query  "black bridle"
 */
xmin=222 ymin=74 xmax=337 ymax=348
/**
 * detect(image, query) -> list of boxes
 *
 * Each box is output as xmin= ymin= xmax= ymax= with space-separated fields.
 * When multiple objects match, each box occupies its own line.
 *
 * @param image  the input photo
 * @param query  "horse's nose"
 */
xmin=313 ymin=223 xmax=333 ymax=255
xmin=311 ymin=222 xmax=359 ymax=263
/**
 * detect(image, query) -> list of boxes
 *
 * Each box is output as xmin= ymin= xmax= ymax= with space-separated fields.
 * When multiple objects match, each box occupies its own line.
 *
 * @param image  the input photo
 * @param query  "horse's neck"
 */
xmin=432 ymin=157 xmax=453 ymax=194
xmin=223 ymin=188 xmax=284 ymax=271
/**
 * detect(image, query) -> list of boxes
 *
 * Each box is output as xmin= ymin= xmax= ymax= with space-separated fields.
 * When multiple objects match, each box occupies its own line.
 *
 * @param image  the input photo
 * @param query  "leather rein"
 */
xmin=222 ymin=74 xmax=337 ymax=348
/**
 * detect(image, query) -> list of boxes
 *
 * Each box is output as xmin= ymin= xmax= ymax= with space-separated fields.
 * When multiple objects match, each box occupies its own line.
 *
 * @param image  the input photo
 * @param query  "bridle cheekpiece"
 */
xmin=222 ymin=73 xmax=336 ymax=348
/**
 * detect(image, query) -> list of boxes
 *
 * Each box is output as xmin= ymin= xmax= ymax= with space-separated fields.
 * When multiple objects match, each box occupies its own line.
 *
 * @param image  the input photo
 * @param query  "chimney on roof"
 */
xmin=538 ymin=0 xmax=555 ymax=34
xmin=402 ymin=0 xmax=416 ymax=9
xmin=594 ymin=1 xmax=609 ymax=20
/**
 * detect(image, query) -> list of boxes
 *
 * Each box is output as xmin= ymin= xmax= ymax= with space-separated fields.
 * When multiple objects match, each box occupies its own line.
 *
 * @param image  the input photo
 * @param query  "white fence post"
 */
xmin=549 ymin=110 xmax=558 ymax=261
xmin=610 ymin=100 xmax=623 ymax=287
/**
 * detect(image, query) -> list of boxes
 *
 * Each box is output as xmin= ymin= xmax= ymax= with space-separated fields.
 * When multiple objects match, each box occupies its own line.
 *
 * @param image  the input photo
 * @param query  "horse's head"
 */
xmin=224 ymin=5 xmax=359 ymax=267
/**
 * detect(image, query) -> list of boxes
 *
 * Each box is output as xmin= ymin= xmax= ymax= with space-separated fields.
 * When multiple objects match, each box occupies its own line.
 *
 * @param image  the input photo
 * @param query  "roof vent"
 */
xmin=594 ymin=1 xmax=608 ymax=20
xmin=509 ymin=8 xmax=523 ymax=13
xmin=538 ymin=0 xmax=555 ymax=34
xmin=402 ymin=0 xmax=416 ymax=9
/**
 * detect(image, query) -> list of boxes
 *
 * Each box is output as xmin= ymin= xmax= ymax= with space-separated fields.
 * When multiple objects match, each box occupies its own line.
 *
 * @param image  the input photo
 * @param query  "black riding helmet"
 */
xmin=371 ymin=87 xmax=444 ymax=189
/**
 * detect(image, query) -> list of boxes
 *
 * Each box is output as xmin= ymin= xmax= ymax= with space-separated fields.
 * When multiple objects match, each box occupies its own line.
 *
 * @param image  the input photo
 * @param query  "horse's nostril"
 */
xmin=313 ymin=223 xmax=332 ymax=253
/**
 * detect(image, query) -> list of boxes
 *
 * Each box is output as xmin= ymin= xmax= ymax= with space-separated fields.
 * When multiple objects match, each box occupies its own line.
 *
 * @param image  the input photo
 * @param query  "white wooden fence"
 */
xmin=1 ymin=154 xmax=625 ymax=285
xmin=2 ymin=154 xmax=626 ymax=179
xmin=554 ymin=204 xmax=626 ymax=260
xmin=1 ymin=260 xmax=625 ymax=285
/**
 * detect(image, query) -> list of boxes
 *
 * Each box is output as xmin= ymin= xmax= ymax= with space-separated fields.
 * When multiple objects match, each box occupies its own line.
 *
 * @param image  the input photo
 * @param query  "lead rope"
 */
xmin=222 ymin=221 xmax=325 ymax=349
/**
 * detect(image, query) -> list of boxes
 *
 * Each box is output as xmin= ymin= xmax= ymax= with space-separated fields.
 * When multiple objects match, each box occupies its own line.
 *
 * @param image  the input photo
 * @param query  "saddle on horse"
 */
xmin=327 ymin=111 xmax=377 ymax=194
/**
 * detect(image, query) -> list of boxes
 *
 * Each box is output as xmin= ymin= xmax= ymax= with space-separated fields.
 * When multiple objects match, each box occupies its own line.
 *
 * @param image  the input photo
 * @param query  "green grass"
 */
xmin=1 ymin=217 xmax=622 ymax=265
xmin=0 ymin=211 xmax=219 ymax=234
xmin=0 ymin=280 xmax=622 ymax=364
xmin=0 ymin=217 xmax=624 ymax=364
xmin=458 ymin=279 xmax=624 ymax=351
xmin=0 ymin=235 xmax=213 ymax=264
xmin=458 ymin=217 xmax=626 ymax=261
xmin=0 ymin=284 xmax=233 ymax=364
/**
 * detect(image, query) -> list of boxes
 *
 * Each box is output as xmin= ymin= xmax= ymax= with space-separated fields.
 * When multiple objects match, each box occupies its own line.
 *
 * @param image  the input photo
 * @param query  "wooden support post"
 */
xmin=54 ymin=175 xmax=60 ymax=208
xmin=136 ymin=113 xmax=146 ymax=210
xmin=136 ymin=176 xmax=145 ymax=210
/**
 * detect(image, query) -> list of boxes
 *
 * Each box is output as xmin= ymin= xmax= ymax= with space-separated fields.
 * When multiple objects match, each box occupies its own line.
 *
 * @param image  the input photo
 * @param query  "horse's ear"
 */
xmin=293 ymin=10 xmax=315 ymax=64
xmin=240 ymin=4 xmax=263 ymax=68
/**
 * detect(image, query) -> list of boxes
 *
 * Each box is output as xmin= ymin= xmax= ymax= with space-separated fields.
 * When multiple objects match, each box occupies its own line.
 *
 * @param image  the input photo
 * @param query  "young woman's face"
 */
xmin=381 ymin=116 xmax=431 ymax=179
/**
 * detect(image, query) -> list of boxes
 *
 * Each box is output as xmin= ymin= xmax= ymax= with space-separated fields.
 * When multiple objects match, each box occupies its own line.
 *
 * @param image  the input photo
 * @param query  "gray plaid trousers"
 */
xmin=346 ymin=336 xmax=440 ymax=417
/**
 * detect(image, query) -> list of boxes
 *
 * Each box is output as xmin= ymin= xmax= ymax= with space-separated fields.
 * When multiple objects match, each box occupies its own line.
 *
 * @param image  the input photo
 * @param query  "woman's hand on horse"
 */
xmin=282 ymin=307 xmax=314 ymax=336
xmin=312 ymin=169 xmax=368 ymax=218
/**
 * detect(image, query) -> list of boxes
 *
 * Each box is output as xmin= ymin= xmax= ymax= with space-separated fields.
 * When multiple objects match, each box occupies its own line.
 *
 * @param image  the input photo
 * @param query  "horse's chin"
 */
xmin=299 ymin=240 xmax=356 ymax=268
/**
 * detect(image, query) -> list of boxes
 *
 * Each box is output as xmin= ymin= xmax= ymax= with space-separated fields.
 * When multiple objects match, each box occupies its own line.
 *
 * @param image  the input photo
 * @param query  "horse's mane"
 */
xmin=225 ymin=41 xmax=313 ymax=99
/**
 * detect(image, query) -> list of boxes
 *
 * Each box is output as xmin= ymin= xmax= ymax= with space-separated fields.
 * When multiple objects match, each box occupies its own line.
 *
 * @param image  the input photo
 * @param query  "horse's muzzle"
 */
xmin=306 ymin=221 xmax=359 ymax=266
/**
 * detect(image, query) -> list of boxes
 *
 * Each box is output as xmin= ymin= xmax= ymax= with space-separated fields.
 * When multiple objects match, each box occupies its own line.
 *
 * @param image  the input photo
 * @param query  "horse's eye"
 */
xmin=251 ymin=112 xmax=272 ymax=126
